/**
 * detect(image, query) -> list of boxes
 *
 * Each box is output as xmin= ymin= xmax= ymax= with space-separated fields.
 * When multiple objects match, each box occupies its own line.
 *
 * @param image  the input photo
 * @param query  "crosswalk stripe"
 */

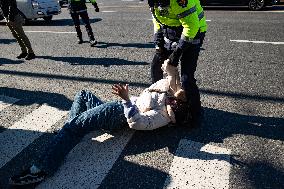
xmin=164 ymin=139 xmax=231 ymax=189
xmin=0 ymin=104 xmax=68 ymax=168
xmin=36 ymin=130 xmax=134 ymax=189
xmin=0 ymin=95 xmax=19 ymax=112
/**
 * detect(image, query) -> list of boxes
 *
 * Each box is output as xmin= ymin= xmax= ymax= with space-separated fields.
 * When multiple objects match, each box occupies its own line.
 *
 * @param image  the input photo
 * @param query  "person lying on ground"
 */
xmin=9 ymin=62 xmax=189 ymax=186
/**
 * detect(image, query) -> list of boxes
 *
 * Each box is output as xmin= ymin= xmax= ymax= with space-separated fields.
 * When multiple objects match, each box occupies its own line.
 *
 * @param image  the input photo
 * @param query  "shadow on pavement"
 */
xmin=0 ymin=87 xmax=72 ymax=111
xmin=0 ymin=85 xmax=283 ymax=188
xmin=0 ymin=69 xmax=150 ymax=88
xmin=96 ymin=41 xmax=154 ymax=49
xmin=0 ymin=58 xmax=24 ymax=66
xmin=0 ymin=39 xmax=17 ymax=44
xmin=38 ymin=55 xmax=149 ymax=66
xmin=107 ymin=105 xmax=283 ymax=188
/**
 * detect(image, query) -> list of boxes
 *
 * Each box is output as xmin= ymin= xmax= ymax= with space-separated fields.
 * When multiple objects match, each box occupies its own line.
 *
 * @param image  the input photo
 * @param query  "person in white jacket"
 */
xmin=9 ymin=62 xmax=188 ymax=186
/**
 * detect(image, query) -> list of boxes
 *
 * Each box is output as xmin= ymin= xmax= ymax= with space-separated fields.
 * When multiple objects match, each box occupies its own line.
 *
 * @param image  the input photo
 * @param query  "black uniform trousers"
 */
xmin=151 ymin=32 xmax=206 ymax=124
xmin=70 ymin=10 xmax=94 ymax=41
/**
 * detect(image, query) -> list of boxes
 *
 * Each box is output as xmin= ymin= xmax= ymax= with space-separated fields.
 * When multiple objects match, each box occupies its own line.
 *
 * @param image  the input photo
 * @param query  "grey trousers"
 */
xmin=6 ymin=14 xmax=34 ymax=54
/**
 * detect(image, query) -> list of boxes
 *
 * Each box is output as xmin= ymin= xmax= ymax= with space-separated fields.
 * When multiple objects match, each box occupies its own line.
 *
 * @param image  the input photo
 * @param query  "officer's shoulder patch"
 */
xmin=177 ymin=0 xmax=188 ymax=8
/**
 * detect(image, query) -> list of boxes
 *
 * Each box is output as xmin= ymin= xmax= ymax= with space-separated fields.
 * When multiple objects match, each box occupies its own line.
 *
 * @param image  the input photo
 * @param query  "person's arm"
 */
xmin=112 ymin=84 xmax=171 ymax=130
xmin=90 ymin=0 xmax=99 ymax=12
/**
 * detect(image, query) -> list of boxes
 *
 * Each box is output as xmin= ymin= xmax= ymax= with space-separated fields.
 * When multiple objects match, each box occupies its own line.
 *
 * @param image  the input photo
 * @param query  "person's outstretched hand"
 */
xmin=112 ymin=84 xmax=130 ymax=101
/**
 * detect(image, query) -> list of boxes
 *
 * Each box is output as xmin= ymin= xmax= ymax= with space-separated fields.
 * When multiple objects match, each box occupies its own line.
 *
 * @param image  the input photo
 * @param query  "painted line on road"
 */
xmin=0 ymin=95 xmax=19 ymax=112
xmin=231 ymin=39 xmax=284 ymax=45
xmin=164 ymin=139 xmax=231 ymax=189
xmin=25 ymin=31 xmax=76 ymax=34
xmin=101 ymin=10 xmax=117 ymax=13
xmin=236 ymin=10 xmax=284 ymax=13
xmin=36 ymin=130 xmax=134 ymax=189
xmin=0 ymin=104 xmax=67 ymax=168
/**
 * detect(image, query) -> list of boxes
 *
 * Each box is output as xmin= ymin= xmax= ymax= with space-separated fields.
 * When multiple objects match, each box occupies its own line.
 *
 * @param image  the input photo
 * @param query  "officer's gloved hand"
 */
xmin=168 ymin=47 xmax=183 ymax=67
xmin=93 ymin=3 xmax=99 ymax=12
xmin=155 ymin=46 xmax=165 ymax=54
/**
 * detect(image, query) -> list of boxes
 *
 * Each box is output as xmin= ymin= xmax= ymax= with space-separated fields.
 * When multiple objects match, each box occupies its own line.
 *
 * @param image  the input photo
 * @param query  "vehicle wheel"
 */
xmin=43 ymin=16 xmax=53 ymax=22
xmin=248 ymin=0 xmax=265 ymax=10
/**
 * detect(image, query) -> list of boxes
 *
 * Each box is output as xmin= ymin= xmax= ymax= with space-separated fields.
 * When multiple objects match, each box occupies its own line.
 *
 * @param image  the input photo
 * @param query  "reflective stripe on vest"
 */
xmin=198 ymin=11 xmax=204 ymax=20
xmin=177 ymin=6 xmax=196 ymax=19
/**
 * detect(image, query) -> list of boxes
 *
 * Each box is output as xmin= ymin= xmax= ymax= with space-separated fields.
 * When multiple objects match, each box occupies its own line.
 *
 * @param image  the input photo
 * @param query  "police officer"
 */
xmin=0 ymin=0 xmax=35 ymax=60
xmin=68 ymin=0 xmax=100 ymax=47
xmin=148 ymin=0 xmax=207 ymax=127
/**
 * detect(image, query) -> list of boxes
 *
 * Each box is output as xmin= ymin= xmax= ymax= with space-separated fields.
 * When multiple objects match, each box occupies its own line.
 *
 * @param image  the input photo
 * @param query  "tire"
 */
xmin=43 ymin=15 xmax=53 ymax=22
xmin=248 ymin=0 xmax=266 ymax=10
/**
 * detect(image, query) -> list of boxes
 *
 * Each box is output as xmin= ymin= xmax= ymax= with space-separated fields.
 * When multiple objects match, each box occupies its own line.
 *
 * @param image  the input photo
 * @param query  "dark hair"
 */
xmin=171 ymin=100 xmax=191 ymax=126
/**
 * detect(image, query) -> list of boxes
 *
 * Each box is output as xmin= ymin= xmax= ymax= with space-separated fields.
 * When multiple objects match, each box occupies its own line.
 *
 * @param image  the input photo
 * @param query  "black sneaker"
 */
xmin=16 ymin=52 xmax=28 ymax=59
xmin=90 ymin=40 xmax=97 ymax=47
xmin=9 ymin=169 xmax=46 ymax=186
xmin=25 ymin=53 xmax=36 ymax=60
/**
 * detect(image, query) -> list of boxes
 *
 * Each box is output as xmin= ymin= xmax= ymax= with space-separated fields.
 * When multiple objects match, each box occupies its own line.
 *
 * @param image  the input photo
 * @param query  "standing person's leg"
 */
xmin=151 ymin=49 xmax=171 ymax=83
xmin=11 ymin=14 xmax=35 ymax=60
xmin=6 ymin=16 xmax=29 ymax=58
xmin=180 ymin=42 xmax=202 ymax=127
xmin=199 ymin=32 xmax=206 ymax=47
xmin=71 ymin=12 xmax=83 ymax=44
xmin=80 ymin=11 xmax=97 ymax=46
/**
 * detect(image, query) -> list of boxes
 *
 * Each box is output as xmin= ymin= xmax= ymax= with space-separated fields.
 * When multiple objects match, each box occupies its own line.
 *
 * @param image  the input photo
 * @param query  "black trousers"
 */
xmin=151 ymin=32 xmax=206 ymax=121
xmin=70 ymin=10 xmax=94 ymax=40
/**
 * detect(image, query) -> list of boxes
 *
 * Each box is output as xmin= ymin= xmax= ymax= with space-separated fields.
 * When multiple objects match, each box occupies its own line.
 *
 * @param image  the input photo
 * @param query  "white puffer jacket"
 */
xmin=122 ymin=62 xmax=183 ymax=130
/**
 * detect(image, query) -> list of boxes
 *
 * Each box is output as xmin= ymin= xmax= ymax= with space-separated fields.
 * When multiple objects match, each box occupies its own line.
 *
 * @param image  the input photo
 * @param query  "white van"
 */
xmin=0 ymin=0 xmax=61 ymax=22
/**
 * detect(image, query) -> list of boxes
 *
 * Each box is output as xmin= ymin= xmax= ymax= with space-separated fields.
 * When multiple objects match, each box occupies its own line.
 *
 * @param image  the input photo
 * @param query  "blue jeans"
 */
xmin=38 ymin=90 xmax=127 ymax=174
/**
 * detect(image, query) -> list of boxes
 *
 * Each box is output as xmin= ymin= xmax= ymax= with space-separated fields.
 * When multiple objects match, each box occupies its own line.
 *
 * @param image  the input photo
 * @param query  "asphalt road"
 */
xmin=0 ymin=1 xmax=283 ymax=188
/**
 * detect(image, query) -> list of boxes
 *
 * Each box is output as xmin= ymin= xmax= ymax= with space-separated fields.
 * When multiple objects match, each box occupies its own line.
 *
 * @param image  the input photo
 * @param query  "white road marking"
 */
xmin=25 ymin=31 xmax=76 ymax=34
xmin=122 ymin=0 xmax=134 ymax=1
xmin=92 ymin=133 xmax=114 ymax=142
xmin=231 ymin=39 xmax=284 ymax=45
xmin=101 ymin=11 xmax=117 ymax=13
xmin=164 ymin=139 xmax=231 ymax=189
xmin=0 ymin=104 xmax=68 ymax=168
xmin=0 ymin=95 xmax=19 ymax=112
xmin=236 ymin=10 xmax=284 ymax=13
xmin=36 ymin=130 xmax=134 ymax=189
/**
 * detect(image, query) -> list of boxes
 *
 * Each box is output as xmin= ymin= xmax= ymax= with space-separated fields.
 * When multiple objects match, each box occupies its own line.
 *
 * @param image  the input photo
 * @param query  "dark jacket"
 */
xmin=68 ymin=0 xmax=88 ymax=12
xmin=0 ymin=0 xmax=19 ymax=21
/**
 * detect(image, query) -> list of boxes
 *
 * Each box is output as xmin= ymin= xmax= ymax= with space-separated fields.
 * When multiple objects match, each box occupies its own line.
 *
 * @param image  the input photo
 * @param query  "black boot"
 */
xmin=17 ymin=52 xmax=28 ymax=59
xmin=89 ymin=39 xmax=97 ymax=47
xmin=25 ymin=53 xmax=36 ymax=60
xmin=78 ymin=37 xmax=83 ymax=44
xmin=85 ymin=24 xmax=97 ymax=47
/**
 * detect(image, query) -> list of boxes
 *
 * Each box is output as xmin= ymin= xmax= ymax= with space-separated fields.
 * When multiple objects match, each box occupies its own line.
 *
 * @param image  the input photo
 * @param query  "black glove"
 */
xmin=168 ymin=47 xmax=183 ymax=67
xmin=93 ymin=3 xmax=99 ymax=12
